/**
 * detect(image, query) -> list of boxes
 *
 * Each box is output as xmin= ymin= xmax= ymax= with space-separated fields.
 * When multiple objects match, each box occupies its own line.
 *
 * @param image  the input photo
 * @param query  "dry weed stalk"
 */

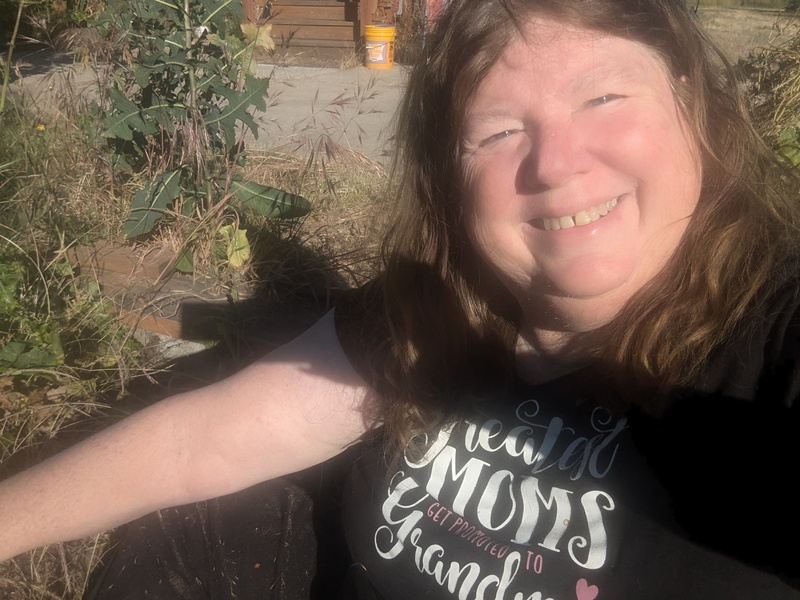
xmin=240 ymin=148 xmax=388 ymax=285
xmin=744 ymin=18 xmax=800 ymax=139
xmin=0 ymin=535 xmax=110 ymax=600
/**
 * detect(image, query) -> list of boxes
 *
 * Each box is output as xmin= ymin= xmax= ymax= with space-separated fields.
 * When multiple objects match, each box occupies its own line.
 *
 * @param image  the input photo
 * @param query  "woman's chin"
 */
xmin=527 ymin=261 xmax=643 ymax=316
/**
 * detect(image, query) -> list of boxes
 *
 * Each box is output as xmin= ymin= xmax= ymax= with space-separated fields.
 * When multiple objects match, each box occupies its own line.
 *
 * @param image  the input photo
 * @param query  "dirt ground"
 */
xmin=699 ymin=7 xmax=797 ymax=61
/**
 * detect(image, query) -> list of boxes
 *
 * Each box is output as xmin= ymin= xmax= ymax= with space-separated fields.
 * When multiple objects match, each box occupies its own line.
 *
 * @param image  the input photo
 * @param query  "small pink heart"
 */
xmin=576 ymin=578 xmax=599 ymax=600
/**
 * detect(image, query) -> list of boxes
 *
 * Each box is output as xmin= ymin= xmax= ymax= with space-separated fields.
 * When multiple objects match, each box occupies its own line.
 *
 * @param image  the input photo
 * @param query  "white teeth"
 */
xmin=540 ymin=197 xmax=618 ymax=231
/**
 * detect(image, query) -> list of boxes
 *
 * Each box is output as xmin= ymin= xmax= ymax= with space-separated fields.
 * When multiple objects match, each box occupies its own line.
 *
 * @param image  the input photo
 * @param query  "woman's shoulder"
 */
xmin=698 ymin=273 xmax=800 ymax=406
xmin=332 ymin=279 xmax=389 ymax=388
xmin=628 ymin=275 xmax=800 ymax=579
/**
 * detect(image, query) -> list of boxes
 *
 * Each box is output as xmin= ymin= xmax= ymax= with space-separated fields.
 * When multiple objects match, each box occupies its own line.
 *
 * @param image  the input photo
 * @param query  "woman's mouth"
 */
xmin=537 ymin=197 xmax=619 ymax=231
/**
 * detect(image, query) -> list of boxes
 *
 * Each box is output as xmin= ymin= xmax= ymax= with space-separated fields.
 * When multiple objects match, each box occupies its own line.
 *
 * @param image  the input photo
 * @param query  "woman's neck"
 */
xmin=514 ymin=329 xmax=593 ymax=385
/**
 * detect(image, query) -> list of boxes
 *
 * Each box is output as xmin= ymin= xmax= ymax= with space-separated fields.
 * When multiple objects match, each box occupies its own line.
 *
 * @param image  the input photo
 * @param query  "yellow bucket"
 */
xmin=364 ymin=24 xmax=396 ymax=70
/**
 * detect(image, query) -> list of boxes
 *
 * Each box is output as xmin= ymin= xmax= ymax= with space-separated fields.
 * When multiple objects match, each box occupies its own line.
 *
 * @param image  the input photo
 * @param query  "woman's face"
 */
xmin=460 ymin=17 xmax=701 ymax=334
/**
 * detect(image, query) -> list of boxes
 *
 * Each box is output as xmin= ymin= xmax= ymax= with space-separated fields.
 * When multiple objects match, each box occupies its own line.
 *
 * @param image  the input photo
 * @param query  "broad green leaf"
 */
xmin=212 ymin=83 xmax=261 ymax=137
xmin=174 ymin=246 xmax=194 ymax=273
xmin=777 ymin=126 xmax=800 ymax=168
xmin=231 ymin=179 xmax=311 ymax=219
xmin=0 ymin=261 xmax=22 ymax=313
xmin=165 ymin=31 xmax=188 ymax=51
xmin=219 ymin=224 xmax=250 ymax=269
xmin=0 ymin=340 xmax=63 ymax=368
xmin=35 ymin=345 xmax=63 ymax=367
xmin=216 ymin=110 xmax=238 ymax=150
xmin=237 ymin=109 xmax=260 ymax=139
xmin=123 ymin=169 xmax=183 ymax=237
xmin=181 ymin=195 xmax=196 ymax=217
xmin=205 ymin=76 xmax=269 ymax=131
xmin=244 ymin=73 xmax=269 ymax=110
xmin=16 ymin=345 xmax=61 ymax=368
xmin=133 ymin=64 xmax=151 ymax=88
xmin=0 ymin=341 xmax=27 ymax=367
xmin=45 ymin=331 xmax=65 ymax=365
xmin=201 ymin=0 xmax=242 ymax=27
xmin=237 ymin=43 xmax=258 ymax=77
xmin=136 ymin=0 xmax=161 ymax=20
xmin=49 ymin=260 xmax=74 ymax=278
xmin=102 ymin=88 xmax=167 ymax=140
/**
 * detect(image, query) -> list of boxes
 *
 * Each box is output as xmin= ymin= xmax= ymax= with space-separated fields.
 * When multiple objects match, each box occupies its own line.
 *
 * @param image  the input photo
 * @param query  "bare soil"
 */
xmin=698 ymin=7 xmax=797 ymax=61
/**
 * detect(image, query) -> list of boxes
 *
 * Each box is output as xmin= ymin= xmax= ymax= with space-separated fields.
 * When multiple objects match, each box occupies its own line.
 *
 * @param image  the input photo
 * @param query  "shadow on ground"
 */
xmin=2 ymin=227 xmax=375 ymax=600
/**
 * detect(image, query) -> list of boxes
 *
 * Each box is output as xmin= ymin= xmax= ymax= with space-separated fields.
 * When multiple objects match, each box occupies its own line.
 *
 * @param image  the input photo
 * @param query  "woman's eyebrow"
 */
xmin=465 ymin=107 xmax=517 ymax=123
xmin=567 ymin=62 xmax=645 ymax=96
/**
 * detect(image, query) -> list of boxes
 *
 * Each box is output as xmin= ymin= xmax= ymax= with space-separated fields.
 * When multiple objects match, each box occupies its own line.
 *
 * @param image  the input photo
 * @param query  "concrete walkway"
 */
xmin=12 ymin=52 xmax=408 ymax=165
xmin=253 ymin=63 xmax=407 ymax=164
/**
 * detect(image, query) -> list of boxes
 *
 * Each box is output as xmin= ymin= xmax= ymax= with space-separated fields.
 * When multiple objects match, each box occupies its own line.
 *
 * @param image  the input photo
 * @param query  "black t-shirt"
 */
xmin=335 ymin=284 xmax=800 ymax=599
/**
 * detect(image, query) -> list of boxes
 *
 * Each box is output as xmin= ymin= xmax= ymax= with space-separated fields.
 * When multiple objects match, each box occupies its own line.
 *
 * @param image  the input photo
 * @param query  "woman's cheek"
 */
xmin=461 ymin=154 xmax=505 ymax=213
xmin=598 ymin=111 xmax=660 ymax=161
xmin=461 ymin=134 xmax=532 ymax=222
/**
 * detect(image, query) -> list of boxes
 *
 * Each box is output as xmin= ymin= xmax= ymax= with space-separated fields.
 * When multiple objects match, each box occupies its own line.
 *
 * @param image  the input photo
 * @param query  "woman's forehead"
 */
xmin=468 ymin=17 xmax=673 ymax=107
xmin=509 ymin=16 xmax=667 ymax=70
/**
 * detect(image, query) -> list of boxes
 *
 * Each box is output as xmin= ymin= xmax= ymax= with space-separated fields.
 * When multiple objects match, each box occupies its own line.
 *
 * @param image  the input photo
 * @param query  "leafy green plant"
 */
xmin=0 ymin=248 xmax=65 ymax=371
xmin=93 ymin=0 xmax=310 ymax=271
xmin=0 ymin=93 xmax=139 ymax=403
xmin=0 ymin=236 xmax=136 ymax=392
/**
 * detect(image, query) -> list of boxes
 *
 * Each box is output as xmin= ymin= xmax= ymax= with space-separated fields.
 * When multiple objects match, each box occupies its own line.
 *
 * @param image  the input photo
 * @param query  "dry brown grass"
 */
xmin=239 ymin=147 xmax=389 ymax=285
xmin=0 ymin=537 xmax=109 ymax=600
xmin=746 ymin=37 xmax=800 ymax=140
xmin=138 ymin=144 xmax=389 ymax=298
xmin=698 ymin=7 xmax=797 ymax=61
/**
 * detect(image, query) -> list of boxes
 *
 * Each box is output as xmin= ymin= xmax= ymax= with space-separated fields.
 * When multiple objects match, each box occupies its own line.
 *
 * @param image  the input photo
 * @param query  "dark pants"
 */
xmin=84 ymin=462 xmax=354 ymax=600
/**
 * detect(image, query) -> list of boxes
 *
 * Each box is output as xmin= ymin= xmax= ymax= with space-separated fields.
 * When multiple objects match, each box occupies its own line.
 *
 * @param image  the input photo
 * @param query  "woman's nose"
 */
xmin=524 ymin=123 xmax=592 ymax=190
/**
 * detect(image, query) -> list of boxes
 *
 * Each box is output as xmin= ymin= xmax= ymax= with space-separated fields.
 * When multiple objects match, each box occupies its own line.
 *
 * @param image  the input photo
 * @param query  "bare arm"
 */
xmin=0 ymin=311 xmax=371 ymax=561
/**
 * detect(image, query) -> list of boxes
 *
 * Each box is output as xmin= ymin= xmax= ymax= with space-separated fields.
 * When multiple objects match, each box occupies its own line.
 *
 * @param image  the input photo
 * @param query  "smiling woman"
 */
xmin=375 ymin=0 xmax=800 ymax=411
xmin=342 ymin=0 xmax=800 ymax=595
xmin=460 ymin=19 xmax=702 ymax=335
xmin=1 ymin=0 xmax=800 ymax=599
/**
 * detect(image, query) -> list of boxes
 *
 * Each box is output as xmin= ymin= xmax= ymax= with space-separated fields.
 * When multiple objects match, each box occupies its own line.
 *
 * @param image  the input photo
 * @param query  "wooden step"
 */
xmin=262 ymin=0 xmax=361 ymax=51
xmin=271 ymin=37 xmax=356 ymax=49
xmin=270 ymin=1 xmax=359 ymax=21
xmin=67 ymin=242 xmax=252 ymax=341
xmin=271 ymin=19 xmax=359 ymax=42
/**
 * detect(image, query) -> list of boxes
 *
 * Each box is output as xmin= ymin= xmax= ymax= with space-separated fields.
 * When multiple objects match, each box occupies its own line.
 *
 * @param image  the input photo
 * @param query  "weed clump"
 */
xmin=739 ymin=17 xmax=800 ymax=166
xmin=0 ymin=107 xmax=143 ymax=600
xmin=0 ymin=108 xmax=142 ymax=470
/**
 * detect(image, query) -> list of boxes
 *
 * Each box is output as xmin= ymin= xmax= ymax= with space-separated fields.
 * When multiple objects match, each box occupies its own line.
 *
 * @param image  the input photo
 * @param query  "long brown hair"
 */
xmin=350 ymin=0 xmax=800 ymax=449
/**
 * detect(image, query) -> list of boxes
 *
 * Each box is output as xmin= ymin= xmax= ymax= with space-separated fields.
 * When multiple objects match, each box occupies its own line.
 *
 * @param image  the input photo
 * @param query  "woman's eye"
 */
xmin=481 ymin=129 xmax=520 ymax=146
xmin=587 ymin=94 xmax=623 ymax=107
